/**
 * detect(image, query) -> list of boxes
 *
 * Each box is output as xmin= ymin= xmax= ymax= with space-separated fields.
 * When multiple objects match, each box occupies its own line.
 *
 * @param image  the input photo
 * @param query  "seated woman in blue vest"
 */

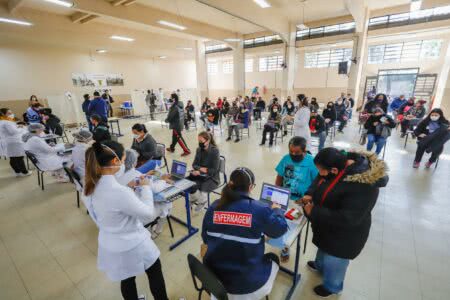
xmin=201 ymin=167 xmax=288 ymax=299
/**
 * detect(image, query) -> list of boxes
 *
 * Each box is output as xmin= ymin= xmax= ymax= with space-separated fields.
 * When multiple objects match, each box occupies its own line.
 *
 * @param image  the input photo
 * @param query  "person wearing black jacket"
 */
xmin=413 ymin=108 xmax=450 ymax=168
xmin=309 ymin=109 xmax=326 ymax=151
xmin=254 ymin=97 xmax=266 ymax=120
xmin=131 ymin=123 xmax=162 ymax=172
xmin=165 ymin=94 xmax=190 ymax=156
xmin=184 ymin=100 xmax=195 ymax=130
xmin=309 ymin=97 xmax=320 ymax=112
xmin=90 ymin=114 xmax=111 ymax=143
xmin=364 ymin=93 xmax=388 ymax=114
xmin=322 ymin=102 xmax=337 ymax=136
xmin=334 ymin=99 xmax=348 ymax=133
xmin=364 ymin=108 xmax=396 ymax=155
xmin=40 ymin=108 xmax=63 ymax=136
xmin=400 ymin=100 xmax=426 ymax=137
xmin=298 ymin=148 xmax=388 ymax=297
xmin=187 ymin=131 xmax=220 ymax=212
xmin=82 ymin=94 xmax=92 ymax=130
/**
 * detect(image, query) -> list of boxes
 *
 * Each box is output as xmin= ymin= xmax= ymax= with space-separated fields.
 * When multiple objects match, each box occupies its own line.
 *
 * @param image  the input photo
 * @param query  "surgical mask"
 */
xmin=430 ymin=116 xmax=440 ymax=121
xmin=273 ymin=109 xmax=278 ymax=113
xmin=133 ymin=134 xmax=140 ymax=139
xmin=38 ymin=132 xmax=46 ymax=137
xmin=290 ymin=154 xmax=304 ymax=163
xmin=199 ymin=142 xmax=206 ymax=150
xmin=337 ymin=101 xmax=342 ymax=105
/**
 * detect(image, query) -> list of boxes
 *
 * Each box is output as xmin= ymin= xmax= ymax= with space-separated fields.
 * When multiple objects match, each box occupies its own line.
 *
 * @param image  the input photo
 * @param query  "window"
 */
xmin=245 ymin=58 xmax=253 ymax=72
xmin=296 ymin=22 xmax=356 ymax=40
xmin=207 ymin=62 xmax=218 ymax=75
xmin=222 ymin=60 xmax=233 ymax=74
xmin=304 ymin=48 xmax=352 ymax=68
xmin=259 ymin=56 xmax=283 ymax=71
xmin=205 ymin=43 xmax=231 ymax=54
xmin=244 ymin=34 xmax=283 ymax=49
xmin=367 ymin=40 xmax=442 ymax=64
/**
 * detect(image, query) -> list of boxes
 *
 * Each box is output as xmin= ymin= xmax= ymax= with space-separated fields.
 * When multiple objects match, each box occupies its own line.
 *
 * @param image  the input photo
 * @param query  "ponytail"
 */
xmin=216 ymin=167 xmax=255 ymax=209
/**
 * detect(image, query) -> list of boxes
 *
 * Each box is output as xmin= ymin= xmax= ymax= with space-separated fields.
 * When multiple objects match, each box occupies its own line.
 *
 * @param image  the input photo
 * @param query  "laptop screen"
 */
xmin=260 ymin=183 xmax=290 ymax=209
xmin=171 ymin=160 xmax=187 ymax=177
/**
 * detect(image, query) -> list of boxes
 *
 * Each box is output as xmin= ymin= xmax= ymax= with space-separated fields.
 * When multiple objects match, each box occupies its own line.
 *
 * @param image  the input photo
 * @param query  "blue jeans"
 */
xmin=318 ymin=131 xmax=326 ymax=151
xmin=367 ymin=134 xmax=386 ymax=155
xmin=315 ymin=249 xmax=349 ymax=293
xmin=136 ymin=159 xmax=161 ymax=174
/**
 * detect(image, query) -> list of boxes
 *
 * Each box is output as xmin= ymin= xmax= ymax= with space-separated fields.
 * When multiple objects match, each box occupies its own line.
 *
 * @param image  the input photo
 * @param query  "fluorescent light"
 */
xmin=410 ymin=0 xmax=422 ymax=12
xmin=96 ymin=49 xmax=107 ymax=53
xmin=177 ymin=47 xmax=193 ymax=51
xmin=44 ymin=0 xmax=74 ymax=8
xmin=158 ymin=56 xmax=167 ymax=59
xmin=110 ymin=35 xmax=134 ymax=42
xmin=274 ymin=50 xmax=281 ymax=53
xmin=224 ymin=38 xmax=241 ymax=42
xmin=253 ymin=0 xmax=271 ymax=8
xmin=0 ymin=17 xmax=33 ymax=26
xmin=158 ymin=20 xmax=186 ymax=31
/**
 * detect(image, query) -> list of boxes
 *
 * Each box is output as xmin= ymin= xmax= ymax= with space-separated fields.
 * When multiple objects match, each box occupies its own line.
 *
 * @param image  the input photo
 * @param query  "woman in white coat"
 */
xmin=0 ymin=108 xmax=32 ymax=176
xmin=71 ymin=129 xmax=93 ymax=182
xmin=83 ymin=141 xmax=168 ymax=300
xmin=293 ymin=96 xmax=311 ymax=146
xmin=118 ymin=149 xmax=172 ymax=239
xmin=22 ymin=123 xmax=69 ymax=182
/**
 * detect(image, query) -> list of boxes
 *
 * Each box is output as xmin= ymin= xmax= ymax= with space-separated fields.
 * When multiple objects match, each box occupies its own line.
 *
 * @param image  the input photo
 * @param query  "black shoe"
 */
xmin=226 ymin=137 xmax=232 ymax=141
xmin=400 ymin=133 xmax=406 ymax=138
xmin=313 ymin=285 xmax=334 ymax=298
xmin=260 ymin=142 xmax=265 ymax=146
xmin=307 ymin=261 xmax=318 ymax=272
xmin=283 ymin=131 xmax=287 ymax=136
xmin=234 ymin=138 xmax=240 ymax=143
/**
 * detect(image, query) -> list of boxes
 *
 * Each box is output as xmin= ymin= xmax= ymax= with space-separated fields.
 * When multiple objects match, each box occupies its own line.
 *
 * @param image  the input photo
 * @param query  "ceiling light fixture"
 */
xmin=177 ymin=47 xmax=193 ymax=51
xmin=96 ymin=49 xmax=107 ymax=53
xmin=253 ymin=0 xmax=271 ymax=8
xmin=44 ymin=0 xmax=74 ymax=8
xmin=158 ymin=20 xmax=186 ymax=31
xmin=159 ymin=56 xmax=167 ymax=59
xmin=0 ymin=17 xmax=33 ymax=26
xmin=410 ymin=0 xmax=422 ymax=12
xmin=110 ymin=35 xmax=134 ymax=42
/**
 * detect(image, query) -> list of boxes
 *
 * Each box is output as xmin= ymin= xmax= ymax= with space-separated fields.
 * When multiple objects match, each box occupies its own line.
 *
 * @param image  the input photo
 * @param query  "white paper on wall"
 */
xmin=131 ymin=89 xmax=149 ymax=116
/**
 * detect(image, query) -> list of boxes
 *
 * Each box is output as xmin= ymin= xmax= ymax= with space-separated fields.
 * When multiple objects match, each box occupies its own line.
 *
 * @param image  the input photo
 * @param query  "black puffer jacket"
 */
xmin=307 ymin=151 xmax=388 ymax=259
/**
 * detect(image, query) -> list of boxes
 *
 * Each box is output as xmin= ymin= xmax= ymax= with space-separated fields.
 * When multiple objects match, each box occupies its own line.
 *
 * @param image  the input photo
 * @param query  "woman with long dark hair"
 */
xmin=201 ymin=167 xmax=288 ymax=299
xmin=83 ymin=140 xmax=168 ymax=300
xmin=131 ymin=123 xmax=162 ymax=172
xmin=413 ymin=108 xmax=449 ymax=168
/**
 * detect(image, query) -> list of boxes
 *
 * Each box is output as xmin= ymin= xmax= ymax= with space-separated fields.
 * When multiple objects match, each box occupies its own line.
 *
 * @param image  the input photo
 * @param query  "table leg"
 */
xmin=117 ymin=120 xmax=122 ymax=136
xmin=109 ymin=122 xmax=115 ymax=135
xmin=169 ymin=191 xmax=199 ymax=251
xmin=279 ymin=234 xmax=302 ymax=300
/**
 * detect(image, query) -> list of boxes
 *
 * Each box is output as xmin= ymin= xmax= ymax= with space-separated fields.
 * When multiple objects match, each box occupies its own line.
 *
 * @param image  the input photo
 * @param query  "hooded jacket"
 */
xmin=306 ymin=151 xmax=388 ymax=259
xmin=165 ymin=101 xmax=183 ymax=131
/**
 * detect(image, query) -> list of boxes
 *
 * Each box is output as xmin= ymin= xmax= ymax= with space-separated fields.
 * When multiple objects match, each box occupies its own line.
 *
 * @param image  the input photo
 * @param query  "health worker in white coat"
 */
xmin=71 ymin=129 xmax=93 ymax=182
xmin=83 ymin=141 xmax=168 ymax=300
xmin=22 ymin=123 xmax=69 ymax=182
xmin=293 ymin=96 xmax=311 ymax=147
xmin=0 ymin=108 xmax=31 ymax=176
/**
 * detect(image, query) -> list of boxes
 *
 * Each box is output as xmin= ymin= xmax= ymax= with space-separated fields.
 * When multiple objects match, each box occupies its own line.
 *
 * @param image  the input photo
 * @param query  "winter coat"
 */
xmin=309 ymin=115 xmax=326 ymax=134
xmin=307 ymin=151 xmax=388 ymax=259
xmin=131 ymin=134 xmax=162 ymax=162
xmin=92 ymin=122 xmax=111 ymax=143
xmin=415 ymin=118 xmax=450 ymax=153
xmin=192 ymin=145 xmax=220 ymax=192
xmin=364 ymin=114 xmax=396 ymax=137
xmin=88 ymin=97 xmax=108 ymax=121
xmin=165 ymin=102 xmax=183 ymax=131
xmin=322 ymin=107 xmax=337 ymax=123
xmin=44 ymin=114 xmax=63 ymax=136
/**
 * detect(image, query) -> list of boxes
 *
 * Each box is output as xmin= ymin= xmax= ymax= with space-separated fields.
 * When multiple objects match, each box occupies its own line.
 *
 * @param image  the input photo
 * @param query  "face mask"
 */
xmin=290 ymin=154 xmax=304 ymax=163
xmin=430 ymin=116 xmax=440 ymax=121
xmin=337 ymin=101 xmax=342 ymax=105
xmin=320 ymin=172 xmax=336 ymax=181
xmin=273 ymin=109 xmax=278 ymax=113
xmin=327 ymin=105 xmax=332 ymax=109
xmin=32 ymin=103 xmax=40 ymax=108
xmin=38 ymin=132 xmax=46 ymax=137
xmin=133 ymin=134 xmax=140 ymax=139
xmin=199 ymin=142 xmax=206 ymax=150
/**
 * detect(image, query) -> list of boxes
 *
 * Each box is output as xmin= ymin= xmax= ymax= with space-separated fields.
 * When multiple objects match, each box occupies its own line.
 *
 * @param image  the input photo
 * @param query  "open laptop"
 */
xmin=259 ymin=183 xmax=290 ymax=213
xmin=168 ymin=160 xmax=187 ymax=182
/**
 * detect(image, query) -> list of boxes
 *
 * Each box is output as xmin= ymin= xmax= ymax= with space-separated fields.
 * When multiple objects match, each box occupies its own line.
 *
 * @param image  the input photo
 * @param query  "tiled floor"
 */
xmin=1 ymin=114 xmax=450 ymax=300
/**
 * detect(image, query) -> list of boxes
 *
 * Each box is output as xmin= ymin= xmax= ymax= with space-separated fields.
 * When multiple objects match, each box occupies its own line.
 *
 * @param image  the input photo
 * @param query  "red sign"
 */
xmin=213 ymin=211 xmax=253 ymax=228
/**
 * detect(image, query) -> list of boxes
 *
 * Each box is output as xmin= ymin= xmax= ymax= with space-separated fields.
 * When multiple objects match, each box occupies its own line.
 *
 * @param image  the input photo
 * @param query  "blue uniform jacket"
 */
xmin=390 ymin=98 xmax=406 ymax=112
xmin=202 ymin=196 xmax=288 ymax=294
xmin=88 ymin=97 xmax=108 ymax=121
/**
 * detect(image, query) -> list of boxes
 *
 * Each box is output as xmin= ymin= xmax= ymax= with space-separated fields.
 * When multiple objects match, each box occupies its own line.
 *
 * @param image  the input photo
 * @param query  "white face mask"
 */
xmin=133 ymin=134 xmax=140 ymax=139
xmin=38 ymin=132 xmax=46 ymax=137
xmin=430 ymin=116 xmax=440 ymax=121
xmin=273 ymin=109 xmax=278 ymax=113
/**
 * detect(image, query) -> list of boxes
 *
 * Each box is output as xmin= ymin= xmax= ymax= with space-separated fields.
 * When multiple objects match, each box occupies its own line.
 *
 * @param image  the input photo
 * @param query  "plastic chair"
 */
xmin=187 ymin=254 xmax=229 ymax=300
xmin=207 ymin=155 xmax=228 ymax=207
xmin=156 ymin=143 xmax=170 ymax=173
xmin=25 ymin=151 xmax=45 ymax=191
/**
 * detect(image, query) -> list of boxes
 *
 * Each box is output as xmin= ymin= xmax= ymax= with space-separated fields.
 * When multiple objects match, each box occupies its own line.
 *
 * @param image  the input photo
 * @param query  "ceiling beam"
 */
xmin=8 ymin=0 xmax=25 ymax=14
xmin=79 ymin=15 xmax=99 ymax=24
xmin=70 ymin=12 xmax=91 ymax=23
xmin=123 ymin=0 xmax=137 ymax=6
xmin=111 ymin=0 xmax=128 ymax=6
xmin=71 ymin=0 xmax=237 ymax=41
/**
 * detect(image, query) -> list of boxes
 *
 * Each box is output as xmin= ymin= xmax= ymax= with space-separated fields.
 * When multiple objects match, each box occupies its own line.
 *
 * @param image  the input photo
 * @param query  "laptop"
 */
xmin=168 ymin=160 xmax=187 ymax=182
xmin=259 ymin=183 xmax=290 ymax=213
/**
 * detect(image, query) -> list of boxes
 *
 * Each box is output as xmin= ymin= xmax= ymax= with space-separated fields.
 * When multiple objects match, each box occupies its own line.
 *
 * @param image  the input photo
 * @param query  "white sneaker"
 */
xmin=138 ymin=295 xmax=146 ymax=300
xmin=19 ymin=171 xmax=33 ymax=177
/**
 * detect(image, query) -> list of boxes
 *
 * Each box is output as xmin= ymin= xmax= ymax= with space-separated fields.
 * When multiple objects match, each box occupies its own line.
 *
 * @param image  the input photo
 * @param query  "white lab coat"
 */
xmin=23 ymin=135 xmax=66 ymax=171
xmin=293 ymin=107 xmax=311 ymax=146
xmin=83 ymin=175 xmax=160 ymax=281
xmin=0 ymin=120 xmax=26 ymax=158
xmin=117 ymin=169 xmax=173 ymax=220
xmin=71 ymin=143 xmax=87 ymax=180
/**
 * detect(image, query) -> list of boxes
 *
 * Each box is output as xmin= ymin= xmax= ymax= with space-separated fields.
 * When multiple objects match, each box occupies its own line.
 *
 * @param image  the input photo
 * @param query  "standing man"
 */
xmin=88 ymin=91 xmax=108 ymax=123
xmin=104 ymin=90 xmax=114 ymax=117
xmin=165 ymin=93 xmax=190 ymax=156
xmin=299 ymin=148 xmax=388 ymax=297
xmin=346 ymin=93 xmax=355 ymax=119
xmin=145 ymin=90 xmax=157 ymax=120
xmin=81 ymin=94 xmax=92 ymax=131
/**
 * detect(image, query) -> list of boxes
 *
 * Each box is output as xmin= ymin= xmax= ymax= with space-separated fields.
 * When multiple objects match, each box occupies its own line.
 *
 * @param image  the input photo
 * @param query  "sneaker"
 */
xmin=56 ymin=176 xmax=70 ymax=183
xmin=280 ymin=247 xmax=290 ymax=263
xmin=234 ymin=138 xmax=240 ymax=143
xmin=181 ymin=151 xmax=191 ymax=157
xmin=194 ymin=202 xmax=207 ymax=213
xmin=166 ymin=148 xmax=174 ymax=153
xmin=425 ymin=161 xmax=433 ymax=169
xmin=283 ymin=131 xmax=288 ymax=136
xmin=313 ymin=285 xmax=338 ymax=298
xmin=19 ymin=171 xmax=33 ymax=177
xmin=138 ymin=295 xmax=147 ymax=300
xmin=413 ymin=161 xmax=420 ymax=169
xmin=226 ymin=137 xmax=232 ymax=141
xmin=259 ymin=142 xmax=265 ymax=146
xmin=307 ymin=261 xmax=319 ymax=272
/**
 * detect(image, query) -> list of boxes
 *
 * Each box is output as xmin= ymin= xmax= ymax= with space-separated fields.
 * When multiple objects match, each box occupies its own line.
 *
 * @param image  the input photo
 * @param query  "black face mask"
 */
xmin=290 ymin=153 xmax=304 ymax=163
xmin=199 ymin=142 xmax=206 ymax=150
xmin=321 ymin=172 xmax=336 ymax=181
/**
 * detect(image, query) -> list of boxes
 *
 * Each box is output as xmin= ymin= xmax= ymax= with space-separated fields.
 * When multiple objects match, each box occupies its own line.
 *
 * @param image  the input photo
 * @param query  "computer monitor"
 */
xmin=259 ymin=183 xmax=290 ymax=210
xmin=171 ymin=160 xmax=187 ymax=177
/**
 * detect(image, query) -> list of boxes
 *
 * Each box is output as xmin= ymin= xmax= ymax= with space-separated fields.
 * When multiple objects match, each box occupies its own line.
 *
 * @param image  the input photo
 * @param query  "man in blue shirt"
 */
xmin=87 ymin=91 xmax=108 ymax=123
xmin=275 ymin=136 xmax=318 ymax=201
